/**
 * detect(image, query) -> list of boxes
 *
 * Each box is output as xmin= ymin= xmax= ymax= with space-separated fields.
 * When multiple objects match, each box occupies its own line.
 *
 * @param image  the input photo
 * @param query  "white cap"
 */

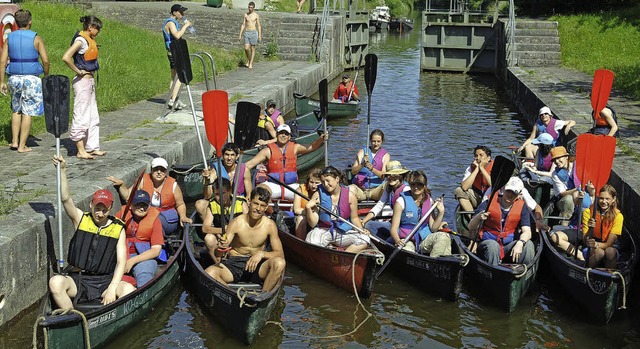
xmin=504 ymin=177 xmax=524 ymax=194
xmin=538 ymin=106 xmax=552 ymax=116
xmin=151 ymin=157 xmax=168 ymax=169
xmin=276 ymin=124 xmax=291 ymax=134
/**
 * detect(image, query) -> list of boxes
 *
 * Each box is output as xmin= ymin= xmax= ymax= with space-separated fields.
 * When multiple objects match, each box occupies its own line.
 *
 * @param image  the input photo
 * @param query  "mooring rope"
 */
xmin=32 ymin=308 xmax=91 ymax=349
xmin=585 ymin=267 xmax=614 ymax=295
xmin=236 ymin=286 xmax=260 ymax=308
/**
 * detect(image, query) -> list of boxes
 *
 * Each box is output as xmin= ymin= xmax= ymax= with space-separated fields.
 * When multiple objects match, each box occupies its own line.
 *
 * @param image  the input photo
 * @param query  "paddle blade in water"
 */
xmin=43 ymin=75 xmax=70 ymax=138
xmin=591 ymin=69 xmax=614 ymax=118
xmin=202 ymin=90 xmax=229 ymax=157
xmin=170 ymin=39 xmax=193 ymax=84
xmin=319 ymin=79 xmax=328 ymax=119
xmin=364 ymin=53 xmax=378 ymax=96
xmin=575 ymin=133 xmax=616 ymax=192
xmin=234 ymin=101 xmax=260 ymax=150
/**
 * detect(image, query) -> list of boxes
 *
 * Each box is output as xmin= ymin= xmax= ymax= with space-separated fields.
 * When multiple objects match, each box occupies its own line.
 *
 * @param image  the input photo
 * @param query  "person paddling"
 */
xmin=332 ymin=74 xmax=359 ymax=103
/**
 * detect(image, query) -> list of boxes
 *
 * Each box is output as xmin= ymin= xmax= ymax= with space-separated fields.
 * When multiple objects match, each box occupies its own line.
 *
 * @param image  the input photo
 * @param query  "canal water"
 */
xmin=4 ymin=18 xmax=640 ymax=349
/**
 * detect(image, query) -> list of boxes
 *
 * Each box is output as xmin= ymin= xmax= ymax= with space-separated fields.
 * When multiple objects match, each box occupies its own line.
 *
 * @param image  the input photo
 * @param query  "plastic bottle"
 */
xmin=184 ymin=17 xmax=195 ymax=34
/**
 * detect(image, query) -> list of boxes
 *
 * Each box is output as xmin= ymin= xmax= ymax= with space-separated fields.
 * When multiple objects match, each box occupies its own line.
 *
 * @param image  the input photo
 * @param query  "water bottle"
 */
xmin=184 ymin=17 xmax=195 ymax=34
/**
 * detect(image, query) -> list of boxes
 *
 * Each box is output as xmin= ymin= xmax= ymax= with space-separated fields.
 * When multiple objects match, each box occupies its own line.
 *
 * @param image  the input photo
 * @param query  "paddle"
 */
xmin=375 ymin=194 xmax=445 ymax=278
xmin=266 ymin=176 xmax=385 ymax=245
xmin=470 ymin=156 xmax=516 ymax=246
xmin=229 ymin=101 xmax=260 ymax=222
xmin=118 ymin=169 xmax=146 ymax=221
xmin=575 ymin=133 xmax=616 ymax=249
xmin=364 ymin=53 xmax=378 ymax=157
xmin=319 ymin=78 xmax=329 ymax=166
xmin=43 ymin=75 xmax=70 ymax=270
xmin=347 ymin=53 xmax=363 ymax=102
xmin=203 ymin=90 xmax=230 ymax=237
xmin=591 ymin=69 xmax=615 ymax=121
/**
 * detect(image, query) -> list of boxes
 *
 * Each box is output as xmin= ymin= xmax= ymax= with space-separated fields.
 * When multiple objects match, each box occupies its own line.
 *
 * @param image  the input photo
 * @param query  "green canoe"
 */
xmin=35 ymin=232 xmax=185 ymax=349
xmin=294 ymin=93 xmax=360 ymax=118
xmin=171 ymin=110 xmax=325 ymax=202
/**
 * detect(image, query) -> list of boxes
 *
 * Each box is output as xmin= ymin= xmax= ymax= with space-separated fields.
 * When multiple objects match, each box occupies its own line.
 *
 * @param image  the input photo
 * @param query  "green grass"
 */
xmin=554 ymin=7 xmax=640 ymax=99
xmin=0 ymin=2 xmax=243 ymax=145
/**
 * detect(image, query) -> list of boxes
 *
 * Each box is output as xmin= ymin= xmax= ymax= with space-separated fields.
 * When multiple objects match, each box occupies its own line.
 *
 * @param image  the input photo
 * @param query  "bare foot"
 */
xmin=89 ymin=150 xmax=106 ymax=156
xmin=9 ymin=144 xmax=18 ymax=150
xmin=17 ymin=147 xmax=32 ymax=153
xmin=77 ymin=153 xmax=95 ymax=160
xmin=248 ymin=65 xmax=253 ymax=69
xmin=244 ymin=63 xmax=249 ymax=68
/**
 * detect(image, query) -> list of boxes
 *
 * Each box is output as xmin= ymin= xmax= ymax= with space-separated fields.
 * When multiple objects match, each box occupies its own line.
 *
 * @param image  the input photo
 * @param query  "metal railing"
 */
xmin=505 ymin=0 xmax=517 ymax=66
xmin=191 ymin=52 xmax=217 ymax=90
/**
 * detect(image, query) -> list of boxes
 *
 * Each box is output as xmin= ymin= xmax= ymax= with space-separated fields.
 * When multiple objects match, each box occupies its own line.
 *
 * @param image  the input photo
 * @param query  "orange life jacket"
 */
xmin=72 ymin=31 xmax=99 ymax=72
xmin=471 ymin=160 xmax=493 ymax=193
xmin=479 ymin=193 xmax=525 ymax=259
xmin=267 ymin=142 xmax=298 ymax=184
xmin=591 ymin=209 xmax=620 ymax=242
xmin=142 ymin=174 xmax=176 ymax=211
xmin=121 ymin=207 xmax=161 ymax=242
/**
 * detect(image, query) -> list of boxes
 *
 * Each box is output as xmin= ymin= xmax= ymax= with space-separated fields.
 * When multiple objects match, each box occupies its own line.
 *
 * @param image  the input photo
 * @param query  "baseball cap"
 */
xmin=531 ymin=133 xmax=554 ymax=145
xmin=151 ymin=157 xmax=168 ymax=169
xmin=276 ymin=124 xmax=291 ymax=134
xmin=504 ymin=177 xmax=524 ymax=194
xmin=538 ymin=106 xmax=552 ymax=116
xmin=342 ymin=75 xmax=349 ymax=79
xmin=92 ymin=189 xmax=114 ymax=207
xmin=131 ymin=190 xmax=151 ymax=206
xmin=266 ymin=99 xmax=276 ymax=108
xmin=171 ymin=4 xmax=188 ymax=13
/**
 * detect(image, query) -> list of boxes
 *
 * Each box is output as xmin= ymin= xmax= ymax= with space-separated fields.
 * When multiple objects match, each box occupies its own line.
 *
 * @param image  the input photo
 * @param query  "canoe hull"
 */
xmin=294 ymin=93 xmax=360 ymax=118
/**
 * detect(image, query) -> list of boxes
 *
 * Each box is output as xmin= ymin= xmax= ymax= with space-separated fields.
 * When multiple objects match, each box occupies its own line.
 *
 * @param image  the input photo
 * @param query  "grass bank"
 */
xmin=0 ymin=2 xmax=243 ymax=145
xmin=554 ymin=6 xmax=640 ymax=99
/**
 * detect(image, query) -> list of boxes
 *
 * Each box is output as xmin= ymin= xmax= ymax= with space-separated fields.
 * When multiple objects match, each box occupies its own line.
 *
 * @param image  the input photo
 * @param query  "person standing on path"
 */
xmin=239 ymin=2 xmax=261 ymax=69
xmin=62 ymin=15 xmax=105 ymax=160
xmin=0 ymin=9 xmax=49 ymax=153
xmin=162 ymin=4 xmax=192 ymax=110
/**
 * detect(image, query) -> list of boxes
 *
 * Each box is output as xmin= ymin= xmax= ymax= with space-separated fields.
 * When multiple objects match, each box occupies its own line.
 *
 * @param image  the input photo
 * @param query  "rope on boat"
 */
xmin=451 ymin=253 xmax=470 ymax=267
xmin=170 ymin=164 xmax=200 ymax=176
xmin=585 ymin=268 xmax=614 ymax=295
xmin=612 ymin=271 xmax=627 ymax=309
xmin=236 ymin=287 xmax=260 ymax=308
xmin=514 ymin=264 xmax=528 ymax=279
xmin=32 ymin=308 xmax=91 ymax=349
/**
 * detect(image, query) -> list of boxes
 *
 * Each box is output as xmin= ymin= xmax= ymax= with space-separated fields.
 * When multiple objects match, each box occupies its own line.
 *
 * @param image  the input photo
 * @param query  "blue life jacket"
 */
xmin=7 ymin=30 xmax=43 ymax=76
xmin=318 ymin=185 xmax=352 ymax=235
xmin=399 ymin=192 xmax=432 ymax=247
xmin=162 ymin=18 xmax=180 ymax=50
xmin=352 ymin=147 xmax=387 ymax=189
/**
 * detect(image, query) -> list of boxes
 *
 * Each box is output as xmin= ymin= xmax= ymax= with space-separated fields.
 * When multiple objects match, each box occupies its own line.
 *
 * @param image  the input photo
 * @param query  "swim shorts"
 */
xmin=222 ymin=255 xmax=265 ymax=283
xmin=243 ymin=30 xmax=258 ymax=45
xmin=8 ymin=75 xmax=43 ymax=116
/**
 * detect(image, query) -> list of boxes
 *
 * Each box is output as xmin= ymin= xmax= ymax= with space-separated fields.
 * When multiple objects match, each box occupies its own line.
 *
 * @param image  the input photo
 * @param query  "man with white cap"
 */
xmin=49 ymin=155 xmax=132 ymax=309
xmin=468 ymin=177 xmax=534 ymax=266
xmin=245 ymin=123 xmax=328 ymax=201
xmin=518 ymin=106 xmax=575 ymax=159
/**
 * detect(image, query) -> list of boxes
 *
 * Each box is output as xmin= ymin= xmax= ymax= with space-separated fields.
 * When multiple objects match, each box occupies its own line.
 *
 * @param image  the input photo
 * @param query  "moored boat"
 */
xmin=183 ymin=218 xmax=284 ymax=345
xmin=35 ymin=231 xmax=185 ymax=349
xmin=388 ymin=17 xmax=414 ymax=31
xmin=371 ymin=233 xmax=468 ymax=301
xmin=293 ymin=92 xmax=360 ymax=118
xmin=369 ymin=6 xmax=391 ymax=31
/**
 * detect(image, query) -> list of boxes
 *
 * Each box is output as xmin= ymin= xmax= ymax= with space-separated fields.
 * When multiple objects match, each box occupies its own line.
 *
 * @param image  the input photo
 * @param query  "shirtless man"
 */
xmin=238 ymin=2 xmax=261 ymax=69
xmin=205 ymin=187 xmax=285 ymax=292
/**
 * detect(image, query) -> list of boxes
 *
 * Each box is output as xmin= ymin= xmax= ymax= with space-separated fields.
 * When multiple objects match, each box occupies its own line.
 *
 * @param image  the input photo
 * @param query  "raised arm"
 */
xmin=54 ymin=156 xmax=83 ymax=227
xmin=167 ymin=19 xmax=190 ymax=41
xmin=244 ymin=148 xmax=270 ymax=171
xmin=295 ymin=132 xmax=328 ymax=156
xmin=428 ymin=199 xmax=445 ymax=232
xmin=304 ymin=191 xmax=321 ymax=228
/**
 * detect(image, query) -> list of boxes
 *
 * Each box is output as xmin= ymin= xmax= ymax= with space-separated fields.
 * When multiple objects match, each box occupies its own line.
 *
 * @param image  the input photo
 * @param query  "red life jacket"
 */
xmin=142 ymin=174 xmax=176 ymax=211
xmin=591 ymin=209 xmax=620 ymax=242
xmin=479 ymin=193 xmax=525 ymax=259
xmin=267 ymin=142 xmax=298 ymax=184
xmin=120 ymin=207 xmax=161 ymax=253
xmin=471 ymin=160 xmax=493 ymax=193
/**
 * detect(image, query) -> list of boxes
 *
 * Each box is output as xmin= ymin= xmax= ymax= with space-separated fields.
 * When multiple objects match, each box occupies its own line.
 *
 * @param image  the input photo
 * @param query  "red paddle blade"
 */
xmin=119 ymin=169 xmax=146 ymax=220
xmin=202 ymin=90 xmax=229 ymax=157
xmin=591 ymin=69 xmax=614 ymax=117
xmin=575 ymin=133 xmax=616 ymax=193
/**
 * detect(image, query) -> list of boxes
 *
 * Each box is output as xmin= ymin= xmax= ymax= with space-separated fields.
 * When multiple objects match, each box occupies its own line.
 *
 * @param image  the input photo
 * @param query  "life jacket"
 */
xmin=6 ymin=30 xmax=43 ymax=76
xmin=256 ymin=115 xmax=276 ymax=142
xmin=536 ymin=152 xmax=553 ymax=171
xmin=142 ymin=174 xmax=176 ymax=211
xmin=470 ymin=160 xmax=494 ymax=194
xmin=536 ymin=118 xmax=559 ymax=145
xmin=162 ymin=17 xmax=180 ymax=50
xmin=334 ymin=81 xmax=357 ymax=102
xmin=212 ymin=162 xmax=247 ymax=196
xmin=266 ymin=109 xmax=281 ymax=128
xmin=209 ymin=196 xmax=246 ymax=227
xmin=318 ymin=185 xmax=352 ymax=234
xmin=479 ymin=193 xmax=525 ymax=259
xmin=389 ymin=182 xmax=408 ymax=207
xmin=553 ymin=162 xmax=580 ymax=194
xmin=71 ymin=31 xmax=99 ymax=72
xmin=398 ymin=192 xmax=432 ymax=248
xmin=352 ymin=148 xmax=387 ymax=189
xmin=591 ymin=106 xmax=619 ymax=137
xmin=267 ymin=142 xmax=298 ymax=184
xmin=67 ymin=213 xmax=125 ymax=274
xmin=299 ymin=184 xmax=310 ymax=209
xmin=591 ymin=208 xmax=621 ymax=242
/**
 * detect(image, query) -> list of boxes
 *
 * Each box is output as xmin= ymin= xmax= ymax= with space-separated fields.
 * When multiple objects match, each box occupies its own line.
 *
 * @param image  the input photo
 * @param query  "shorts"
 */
xmin=167 ymin=50 xmax=176 ymax=69
xmin=222 ymin=256 xmax=265 ymax=283
xmin=8 ymin=75 xmax=43 ymax=116
xmin=69 ymin=272 xmax=113 ymax=303
xmin=243 ymin=30 xmax=258 ymax=45
xmin=453 ymin=186 xmax=482 ymax=208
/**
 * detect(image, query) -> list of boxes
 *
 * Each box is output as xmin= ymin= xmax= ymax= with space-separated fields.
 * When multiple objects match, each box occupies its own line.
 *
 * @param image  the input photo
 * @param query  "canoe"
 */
xmin=276 ymin=212 xmax=385 ymax=298
xmin=35 ymin=230 xmax=185 ymax=349
xmin=183 ymin=218 xmax=284 ymax=345
xmin=171 ymin=110 xmax=325 ymax=202
xmin=371 ymin=233 xmax=468 ymax=301
xmin=453 ymin=232 xmax=542 ymax=312
xmin=542 ymin=201 xmax=638 ymax=323
xmin=293 ymin=92 xmax=360 ymax=118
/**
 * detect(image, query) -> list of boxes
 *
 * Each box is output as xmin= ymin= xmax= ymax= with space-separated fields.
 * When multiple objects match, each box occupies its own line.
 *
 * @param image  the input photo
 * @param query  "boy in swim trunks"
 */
xmin=238 ymin=2 xmax=261 ymax=69
xmin=205 ymin=186 xmax=285 ymax=292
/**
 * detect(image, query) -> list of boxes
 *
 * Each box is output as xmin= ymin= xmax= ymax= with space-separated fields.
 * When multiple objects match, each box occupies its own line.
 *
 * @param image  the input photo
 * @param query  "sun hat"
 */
xmin=151 ymin=158 xmax=168 ymax=170
xmin=92 ymin=189 xmax=114 ymax=207
xmin=276 ymin=124 xmax=291 ymax=134
xmin=131 ymin=190 xmax=151 ymax=206
xmin=538 ymin=106 xmax=552 ymax=116
xmin=550 ymin=146 xmax=570 ymax=160
xmin=531 ymin=133 xmax=554 ymax=145
xmin=384 ymin=160 xmax=409 ymax=175
xmin=504 ymin=177 xmax=524 ymax=194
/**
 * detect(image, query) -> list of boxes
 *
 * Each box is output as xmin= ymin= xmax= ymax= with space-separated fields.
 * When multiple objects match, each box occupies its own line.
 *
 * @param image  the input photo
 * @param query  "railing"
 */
xmin=505 ymin=0 xmax=517 ymax=66
xmin=316 ymin=0 xmax=330 ymax=61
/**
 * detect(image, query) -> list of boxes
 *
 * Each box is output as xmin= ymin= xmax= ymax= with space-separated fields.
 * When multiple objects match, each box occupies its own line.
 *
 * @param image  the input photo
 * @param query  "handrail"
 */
xmin=506 ymin=0 xmax=517 ymax=66
xmin=190 ymin=52 xmax=217 ymax=91
xmin=317 ymin=0 xmax=330 ymax=61
xmin=194 ymin=51 xmax=217 ymax=90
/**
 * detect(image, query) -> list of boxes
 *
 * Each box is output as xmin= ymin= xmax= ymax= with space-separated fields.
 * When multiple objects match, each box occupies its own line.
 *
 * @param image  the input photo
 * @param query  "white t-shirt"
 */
xmin=74 ymin=36 xmax=89 ymax=55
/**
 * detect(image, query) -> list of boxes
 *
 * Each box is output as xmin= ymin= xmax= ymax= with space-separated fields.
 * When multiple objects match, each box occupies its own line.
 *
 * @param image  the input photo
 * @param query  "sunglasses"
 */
xmin=410 ymin=181 xmax=425 ymax=188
